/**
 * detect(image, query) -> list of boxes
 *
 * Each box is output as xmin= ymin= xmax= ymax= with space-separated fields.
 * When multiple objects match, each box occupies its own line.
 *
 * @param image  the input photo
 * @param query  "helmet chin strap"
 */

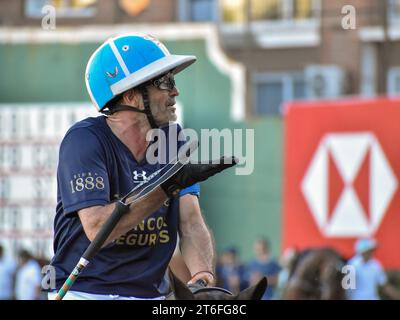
xmin=101 ymin=87 xmax=158 ymax=129
xmin=140 ymin=87 xmax=158 ymax=129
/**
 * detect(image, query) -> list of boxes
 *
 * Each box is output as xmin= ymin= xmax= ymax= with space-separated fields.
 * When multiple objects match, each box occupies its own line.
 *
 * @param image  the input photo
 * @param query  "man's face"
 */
xmin=147 ymin=73 xmax=179 ymax=126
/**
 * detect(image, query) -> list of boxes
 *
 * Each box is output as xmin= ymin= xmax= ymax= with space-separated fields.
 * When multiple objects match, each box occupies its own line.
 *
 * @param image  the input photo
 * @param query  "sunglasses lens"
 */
xmin=154 ymin=74 xmax=175 ymax=91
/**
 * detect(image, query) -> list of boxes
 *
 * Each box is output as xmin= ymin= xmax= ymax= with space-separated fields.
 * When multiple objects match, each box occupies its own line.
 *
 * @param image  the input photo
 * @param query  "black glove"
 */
xmin=161 ymin=156 xmax=238 ymax=198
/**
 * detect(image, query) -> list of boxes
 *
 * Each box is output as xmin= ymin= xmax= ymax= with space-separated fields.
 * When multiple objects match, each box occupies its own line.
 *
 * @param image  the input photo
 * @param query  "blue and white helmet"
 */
xmin=85 ymin=34 xmax=197 ymax=111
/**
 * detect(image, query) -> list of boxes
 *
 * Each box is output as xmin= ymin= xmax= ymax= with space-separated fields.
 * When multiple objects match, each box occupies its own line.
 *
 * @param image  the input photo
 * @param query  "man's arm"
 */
xmin=78 ymin=187 xmax=167 ymax=245
xmin=78 ymin=157 xmax=237 ymax=246
xmin=178 ymin=194 xmax=216 ymax=286
xmin=58 ymin=149 xmax=234 ymax=300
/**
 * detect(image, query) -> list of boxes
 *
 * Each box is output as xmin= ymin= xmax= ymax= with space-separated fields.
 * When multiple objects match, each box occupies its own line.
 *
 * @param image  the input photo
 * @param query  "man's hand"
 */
xmin=161 ymin=156 xmax=238 ymax=198
xmin=188 ymin=271 xmax=216 ymax=287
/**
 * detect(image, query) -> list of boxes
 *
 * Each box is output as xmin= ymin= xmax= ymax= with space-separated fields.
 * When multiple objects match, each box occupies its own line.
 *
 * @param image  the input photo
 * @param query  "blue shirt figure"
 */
xmin=246 ymin=238 xmax=281 ymax=300
xmin=50 ymin=116 xmax=199 ymax=298
xmin=246 ymin=259 xmax=281 ymax=300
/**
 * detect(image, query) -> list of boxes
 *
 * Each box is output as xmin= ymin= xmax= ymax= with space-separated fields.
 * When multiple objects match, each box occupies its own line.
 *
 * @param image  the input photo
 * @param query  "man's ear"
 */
xmin=122 ymin=89 xmax=141 ymax=107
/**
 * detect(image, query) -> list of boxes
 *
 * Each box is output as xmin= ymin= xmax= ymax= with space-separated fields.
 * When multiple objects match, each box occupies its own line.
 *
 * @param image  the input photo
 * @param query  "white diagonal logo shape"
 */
xmin=301 ymin=132 xmax=397 ymax=237
xmin=326 ymin=134 xmax=370 ymax=184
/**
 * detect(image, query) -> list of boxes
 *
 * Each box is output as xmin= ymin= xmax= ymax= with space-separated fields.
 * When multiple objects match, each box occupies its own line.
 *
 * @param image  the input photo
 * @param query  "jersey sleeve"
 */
xmin=174 ymin=124 xmax=201 ymax=198
xmin=57 ymin=128 xmax=110 ymax=216
xmin=179 ymin=183 xmax=200 ymax=197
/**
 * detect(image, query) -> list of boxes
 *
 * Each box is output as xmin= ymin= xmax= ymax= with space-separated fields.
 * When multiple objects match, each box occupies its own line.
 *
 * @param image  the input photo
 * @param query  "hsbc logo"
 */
xmin=301 ymin=132 xmax=398 ymax=237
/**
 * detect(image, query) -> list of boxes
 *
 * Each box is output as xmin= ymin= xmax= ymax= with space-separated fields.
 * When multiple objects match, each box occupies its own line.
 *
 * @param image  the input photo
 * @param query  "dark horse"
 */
xmin=282 ymin=248 xmax=347 ymax=300
xmin=166 ymin=270 xmax=268 ymax=300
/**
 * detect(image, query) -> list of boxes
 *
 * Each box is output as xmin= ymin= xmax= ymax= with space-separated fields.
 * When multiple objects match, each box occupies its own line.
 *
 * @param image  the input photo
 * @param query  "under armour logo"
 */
xmin=133 ymin=170 xmax=148 ymax=183
xmin=106 ymin=66 xmax=119 ymax=78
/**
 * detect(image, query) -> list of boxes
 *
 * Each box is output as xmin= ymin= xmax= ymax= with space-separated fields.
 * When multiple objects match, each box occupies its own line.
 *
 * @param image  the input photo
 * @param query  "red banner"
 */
xmin=283 ymin=98 xmax=400 ymax=268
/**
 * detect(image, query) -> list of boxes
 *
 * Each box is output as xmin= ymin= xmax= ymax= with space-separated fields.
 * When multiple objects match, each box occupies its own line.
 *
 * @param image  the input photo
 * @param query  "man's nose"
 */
xmin=169 ymin=86 xmax=179 ymax=97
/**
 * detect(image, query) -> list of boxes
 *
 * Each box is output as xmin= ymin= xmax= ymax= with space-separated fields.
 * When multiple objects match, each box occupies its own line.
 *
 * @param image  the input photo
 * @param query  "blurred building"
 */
xmin=0 ymin=0 xmax=399 ymax=261
xmin=2 ymin=0 xmax=400 ymax=108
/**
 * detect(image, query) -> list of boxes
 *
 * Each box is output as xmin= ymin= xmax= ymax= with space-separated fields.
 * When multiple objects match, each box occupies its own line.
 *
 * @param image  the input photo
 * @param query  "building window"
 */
xmin=221 ymin=0 xmax=318 ymax=24
xmin=253 ymin=73 xmax=306 ymax=115
xmin=25 ymin=0 xmax=97 ymax=18
xmin=179 ymin=0 xmax=217 ymax=22
xmin=388 ymin=0 xmax=400 ymax=23
xmin=388 ymin=67 xmax=400 ymax=96
xmin=221 ymin=0 xmax=247 ymax=23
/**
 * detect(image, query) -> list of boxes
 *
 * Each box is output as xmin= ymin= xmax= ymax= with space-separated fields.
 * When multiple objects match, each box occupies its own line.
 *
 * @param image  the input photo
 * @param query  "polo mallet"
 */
xmin=54 ymin=140 xmax=198 ymax=300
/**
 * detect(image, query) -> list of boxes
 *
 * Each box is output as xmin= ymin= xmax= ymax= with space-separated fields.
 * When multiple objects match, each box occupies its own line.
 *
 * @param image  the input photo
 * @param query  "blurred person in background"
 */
xmin=246 ymin=237 xmax=281 ymax=300
xmin=0 ymin=245 xmax=17 ymax=300
xmin=216 ymin=247 xmax=248 ymax=294
xmin=15 ymin=249 xmax=42 ymax=300
xmin=347 ymin=238 xmax=400 ymax=300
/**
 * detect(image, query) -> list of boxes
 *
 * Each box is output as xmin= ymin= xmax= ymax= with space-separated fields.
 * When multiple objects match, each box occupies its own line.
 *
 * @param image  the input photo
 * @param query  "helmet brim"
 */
xmin=110 ymin=54 xmax=196 ymax=97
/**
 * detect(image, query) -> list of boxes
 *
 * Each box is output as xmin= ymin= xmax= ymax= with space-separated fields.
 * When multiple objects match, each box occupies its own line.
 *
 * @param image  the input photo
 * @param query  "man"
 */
xmin=48 ymin=34 xmax=236 ymax=300
xmin=347 ymin=238 xmax=400 ymax=300
xmin=15 ymin=249 xmax=42 ymax=300
xmin=246 ymin=237 xmax=281 ymax=300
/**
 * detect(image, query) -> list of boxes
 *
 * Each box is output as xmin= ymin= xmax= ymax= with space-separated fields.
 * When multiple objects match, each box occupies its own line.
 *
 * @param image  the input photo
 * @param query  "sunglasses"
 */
xmin=151 ymin=72 xmax=176 ymax=91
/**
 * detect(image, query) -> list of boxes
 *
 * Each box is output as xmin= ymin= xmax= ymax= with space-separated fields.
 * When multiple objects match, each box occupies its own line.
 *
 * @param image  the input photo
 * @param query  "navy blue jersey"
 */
xmin=50 ymin=116 xmax=199 ymax=298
